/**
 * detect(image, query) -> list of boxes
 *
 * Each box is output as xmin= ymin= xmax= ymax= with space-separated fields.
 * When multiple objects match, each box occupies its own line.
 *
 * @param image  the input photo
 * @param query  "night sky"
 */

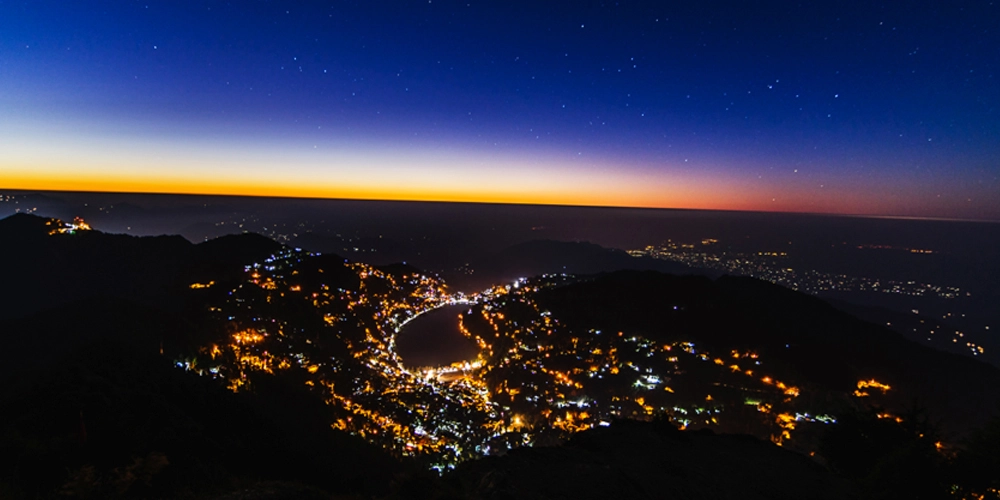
xmin=2 ymin=1 xmax=998 ymax=219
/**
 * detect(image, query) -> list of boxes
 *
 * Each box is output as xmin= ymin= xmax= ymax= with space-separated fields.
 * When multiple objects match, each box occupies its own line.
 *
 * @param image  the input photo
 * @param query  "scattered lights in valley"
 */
xmin=177 ymin=254 xmax=848 ymax=467
xmin=630 ymin=239 xmax=986 ymax=357
xmin=630 ymin=241 xmax=968 ymax=300
xmin=459 ymin=277 xmax=830 ymax=449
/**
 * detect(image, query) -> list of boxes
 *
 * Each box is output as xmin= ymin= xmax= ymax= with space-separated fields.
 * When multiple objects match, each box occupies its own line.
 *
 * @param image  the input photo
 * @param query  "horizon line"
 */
xmin=2 ymin=186 xmax=998 ymax=224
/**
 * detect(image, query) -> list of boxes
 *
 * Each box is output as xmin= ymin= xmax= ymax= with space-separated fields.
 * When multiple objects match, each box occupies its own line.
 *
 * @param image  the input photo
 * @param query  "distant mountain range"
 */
xmin=444 ymin=238 xmax=700 ymax=291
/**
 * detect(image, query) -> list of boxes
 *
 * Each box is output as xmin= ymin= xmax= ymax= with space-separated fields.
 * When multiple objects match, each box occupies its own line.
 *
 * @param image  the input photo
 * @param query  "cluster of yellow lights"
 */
xmin=854 ymin=378 xmax=891 ymax=398
xmin=877 ymin=412 xmax=904 ymax=423
xmin=231 ymin=330 xmax=265 ymax=345
xmin=200 ymin=329 xmax=290 ymax=391
xmin=45 ymin=217 xmax=93 ymax=235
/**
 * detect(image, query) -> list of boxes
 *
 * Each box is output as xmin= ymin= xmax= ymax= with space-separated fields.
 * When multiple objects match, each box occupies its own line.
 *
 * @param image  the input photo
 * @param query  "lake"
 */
xmin=395 ymin=304 xmax=481 ymax=368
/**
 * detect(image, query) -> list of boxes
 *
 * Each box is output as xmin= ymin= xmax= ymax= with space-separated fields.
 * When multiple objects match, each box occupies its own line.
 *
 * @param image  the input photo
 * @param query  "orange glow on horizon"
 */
xmin=0 ymin=129 xmax=765 ymax=212
xmin=3 ymin=132 xmax=985 ymax=219
xmin=0 ymin=169 xmax=820 ymax=214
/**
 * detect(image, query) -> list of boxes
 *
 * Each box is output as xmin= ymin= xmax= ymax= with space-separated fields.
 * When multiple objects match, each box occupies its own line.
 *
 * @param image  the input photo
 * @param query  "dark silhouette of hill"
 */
xmin=292 ymin=230 xmax=415 ymax=266
xmin=447 ymin=239 xmax=698 ymax=291
xmin=532 ymin=270 xmax=1000 ymax=438
xmin=0 ymin=297 xmax=408 ymax=499
xmin=0 ymin=214 xmax=283 ymax=321
xmin=827 ymin=298 xmax=999 ymax=367
xmin=378 ymin=262 xmax=425 ymax=277
xmin=444 ymin=420 xmax=852 ymax=500
xmin=0 ymin=297 xmax=192 ymax=381
xmin=188 ymin=232 xmax=285 ymax=282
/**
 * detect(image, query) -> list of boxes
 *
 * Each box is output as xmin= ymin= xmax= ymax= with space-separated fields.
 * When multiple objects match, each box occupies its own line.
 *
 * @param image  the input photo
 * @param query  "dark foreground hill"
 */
xmin=0 ymin=298 xmax=408 ymax=499
xmin=446 ymin=420 xmax=852 ymax=500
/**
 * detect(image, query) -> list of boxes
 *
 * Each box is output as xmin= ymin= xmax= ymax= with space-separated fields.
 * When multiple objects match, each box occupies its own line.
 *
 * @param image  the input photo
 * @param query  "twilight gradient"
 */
xmin=1 ymin=1 xmax=998 ymax=219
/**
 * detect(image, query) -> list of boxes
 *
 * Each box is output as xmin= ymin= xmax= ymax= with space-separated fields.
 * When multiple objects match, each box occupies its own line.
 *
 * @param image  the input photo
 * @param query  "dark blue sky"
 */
xmin=2 ymin=1 xmax=998 ymax=218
